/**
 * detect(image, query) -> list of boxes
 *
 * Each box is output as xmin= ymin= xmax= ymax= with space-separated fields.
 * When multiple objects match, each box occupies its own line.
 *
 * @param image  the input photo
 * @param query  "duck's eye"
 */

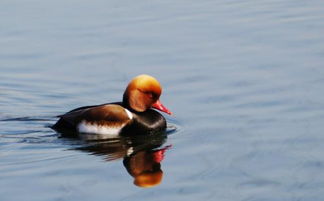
xmin=146 ymin=92 xmax=157 ymax=99
xmin=139 ymin=89 xmax=156 ymax=99
xmin=147 ymin=92 xmax=154 ymax=99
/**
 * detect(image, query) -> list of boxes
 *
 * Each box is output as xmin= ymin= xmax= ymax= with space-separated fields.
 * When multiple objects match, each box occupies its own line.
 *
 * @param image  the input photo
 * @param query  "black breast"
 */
xmin=121 ymin=109 xmax=167 ymax=135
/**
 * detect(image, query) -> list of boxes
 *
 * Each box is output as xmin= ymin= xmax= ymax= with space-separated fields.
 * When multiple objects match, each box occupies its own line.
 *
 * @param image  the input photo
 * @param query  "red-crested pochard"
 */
xmin=52 ymin=75 xmax=172 ymax=135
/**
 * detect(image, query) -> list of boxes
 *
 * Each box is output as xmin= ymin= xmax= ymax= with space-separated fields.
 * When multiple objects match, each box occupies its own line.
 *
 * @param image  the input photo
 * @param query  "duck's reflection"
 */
xmin=123 ymin=144 xmax=171 ymax=187
xmin=66 ymin=133 xmax=171 ymax=188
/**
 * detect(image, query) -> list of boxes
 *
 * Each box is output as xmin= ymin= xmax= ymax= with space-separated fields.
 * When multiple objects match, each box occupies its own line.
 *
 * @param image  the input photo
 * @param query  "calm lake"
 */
xmin=1 ymin=0 xmax=324 ymax=200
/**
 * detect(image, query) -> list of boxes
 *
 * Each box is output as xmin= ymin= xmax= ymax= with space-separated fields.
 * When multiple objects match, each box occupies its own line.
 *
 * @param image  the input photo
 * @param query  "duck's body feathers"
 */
xmin=52 ymin=103 xmax=166 ymax=136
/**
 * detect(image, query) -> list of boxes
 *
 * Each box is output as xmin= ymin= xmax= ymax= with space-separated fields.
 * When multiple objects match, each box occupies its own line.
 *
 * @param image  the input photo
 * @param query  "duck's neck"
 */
xmin=122 ymin=93 xmax=132 ymax=110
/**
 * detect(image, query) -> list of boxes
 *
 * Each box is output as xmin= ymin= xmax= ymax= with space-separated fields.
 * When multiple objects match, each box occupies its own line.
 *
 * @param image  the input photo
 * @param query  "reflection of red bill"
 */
xmin=152 ymin=145 xmax=172 ymax=163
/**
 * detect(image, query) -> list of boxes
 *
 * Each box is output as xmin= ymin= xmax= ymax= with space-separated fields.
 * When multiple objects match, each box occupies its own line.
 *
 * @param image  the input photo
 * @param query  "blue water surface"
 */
xmin=1 ymin=0 xmax=324 ymax=201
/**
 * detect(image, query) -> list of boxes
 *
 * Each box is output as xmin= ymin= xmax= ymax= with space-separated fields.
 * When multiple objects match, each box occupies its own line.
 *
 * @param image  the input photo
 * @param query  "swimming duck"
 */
xmin=52 ymin=74 xmax=172 ymax=135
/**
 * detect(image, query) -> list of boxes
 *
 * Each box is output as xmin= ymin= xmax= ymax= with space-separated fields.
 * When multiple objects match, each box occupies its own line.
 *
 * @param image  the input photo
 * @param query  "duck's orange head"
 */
xmin=123 ymin=74 xmax=172 ymax=114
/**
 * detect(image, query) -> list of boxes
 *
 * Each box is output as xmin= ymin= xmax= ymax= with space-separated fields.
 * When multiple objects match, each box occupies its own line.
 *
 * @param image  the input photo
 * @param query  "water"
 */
xmin=1 ymin=0 xmax=324 ymax=200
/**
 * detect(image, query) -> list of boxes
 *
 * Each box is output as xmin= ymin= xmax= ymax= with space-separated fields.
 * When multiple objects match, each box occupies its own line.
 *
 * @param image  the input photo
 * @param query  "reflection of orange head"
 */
xmin=133 ymin=170 xmax=163 ymax=188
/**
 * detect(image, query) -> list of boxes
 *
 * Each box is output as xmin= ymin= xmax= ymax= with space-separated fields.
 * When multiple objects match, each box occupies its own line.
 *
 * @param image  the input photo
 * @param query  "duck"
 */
xmin=52 ymin=74 xmax=172 ymax=136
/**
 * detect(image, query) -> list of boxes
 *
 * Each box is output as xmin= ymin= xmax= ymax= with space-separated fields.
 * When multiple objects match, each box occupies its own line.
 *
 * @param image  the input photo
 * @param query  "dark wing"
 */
xmin=52 ymin=104 xmax=131 ymax=130
xmin=58 ymin=102 xmax=122 ymax=117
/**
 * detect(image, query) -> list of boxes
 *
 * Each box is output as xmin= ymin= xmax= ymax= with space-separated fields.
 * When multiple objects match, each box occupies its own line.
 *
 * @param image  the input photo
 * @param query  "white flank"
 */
xmin=127 ymin=147 xmax=134 ymax=156
xmin=77 ymin=121 xmax=123 ymax=135
xmin=124 ymin=108 xmax=133 ymax=119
